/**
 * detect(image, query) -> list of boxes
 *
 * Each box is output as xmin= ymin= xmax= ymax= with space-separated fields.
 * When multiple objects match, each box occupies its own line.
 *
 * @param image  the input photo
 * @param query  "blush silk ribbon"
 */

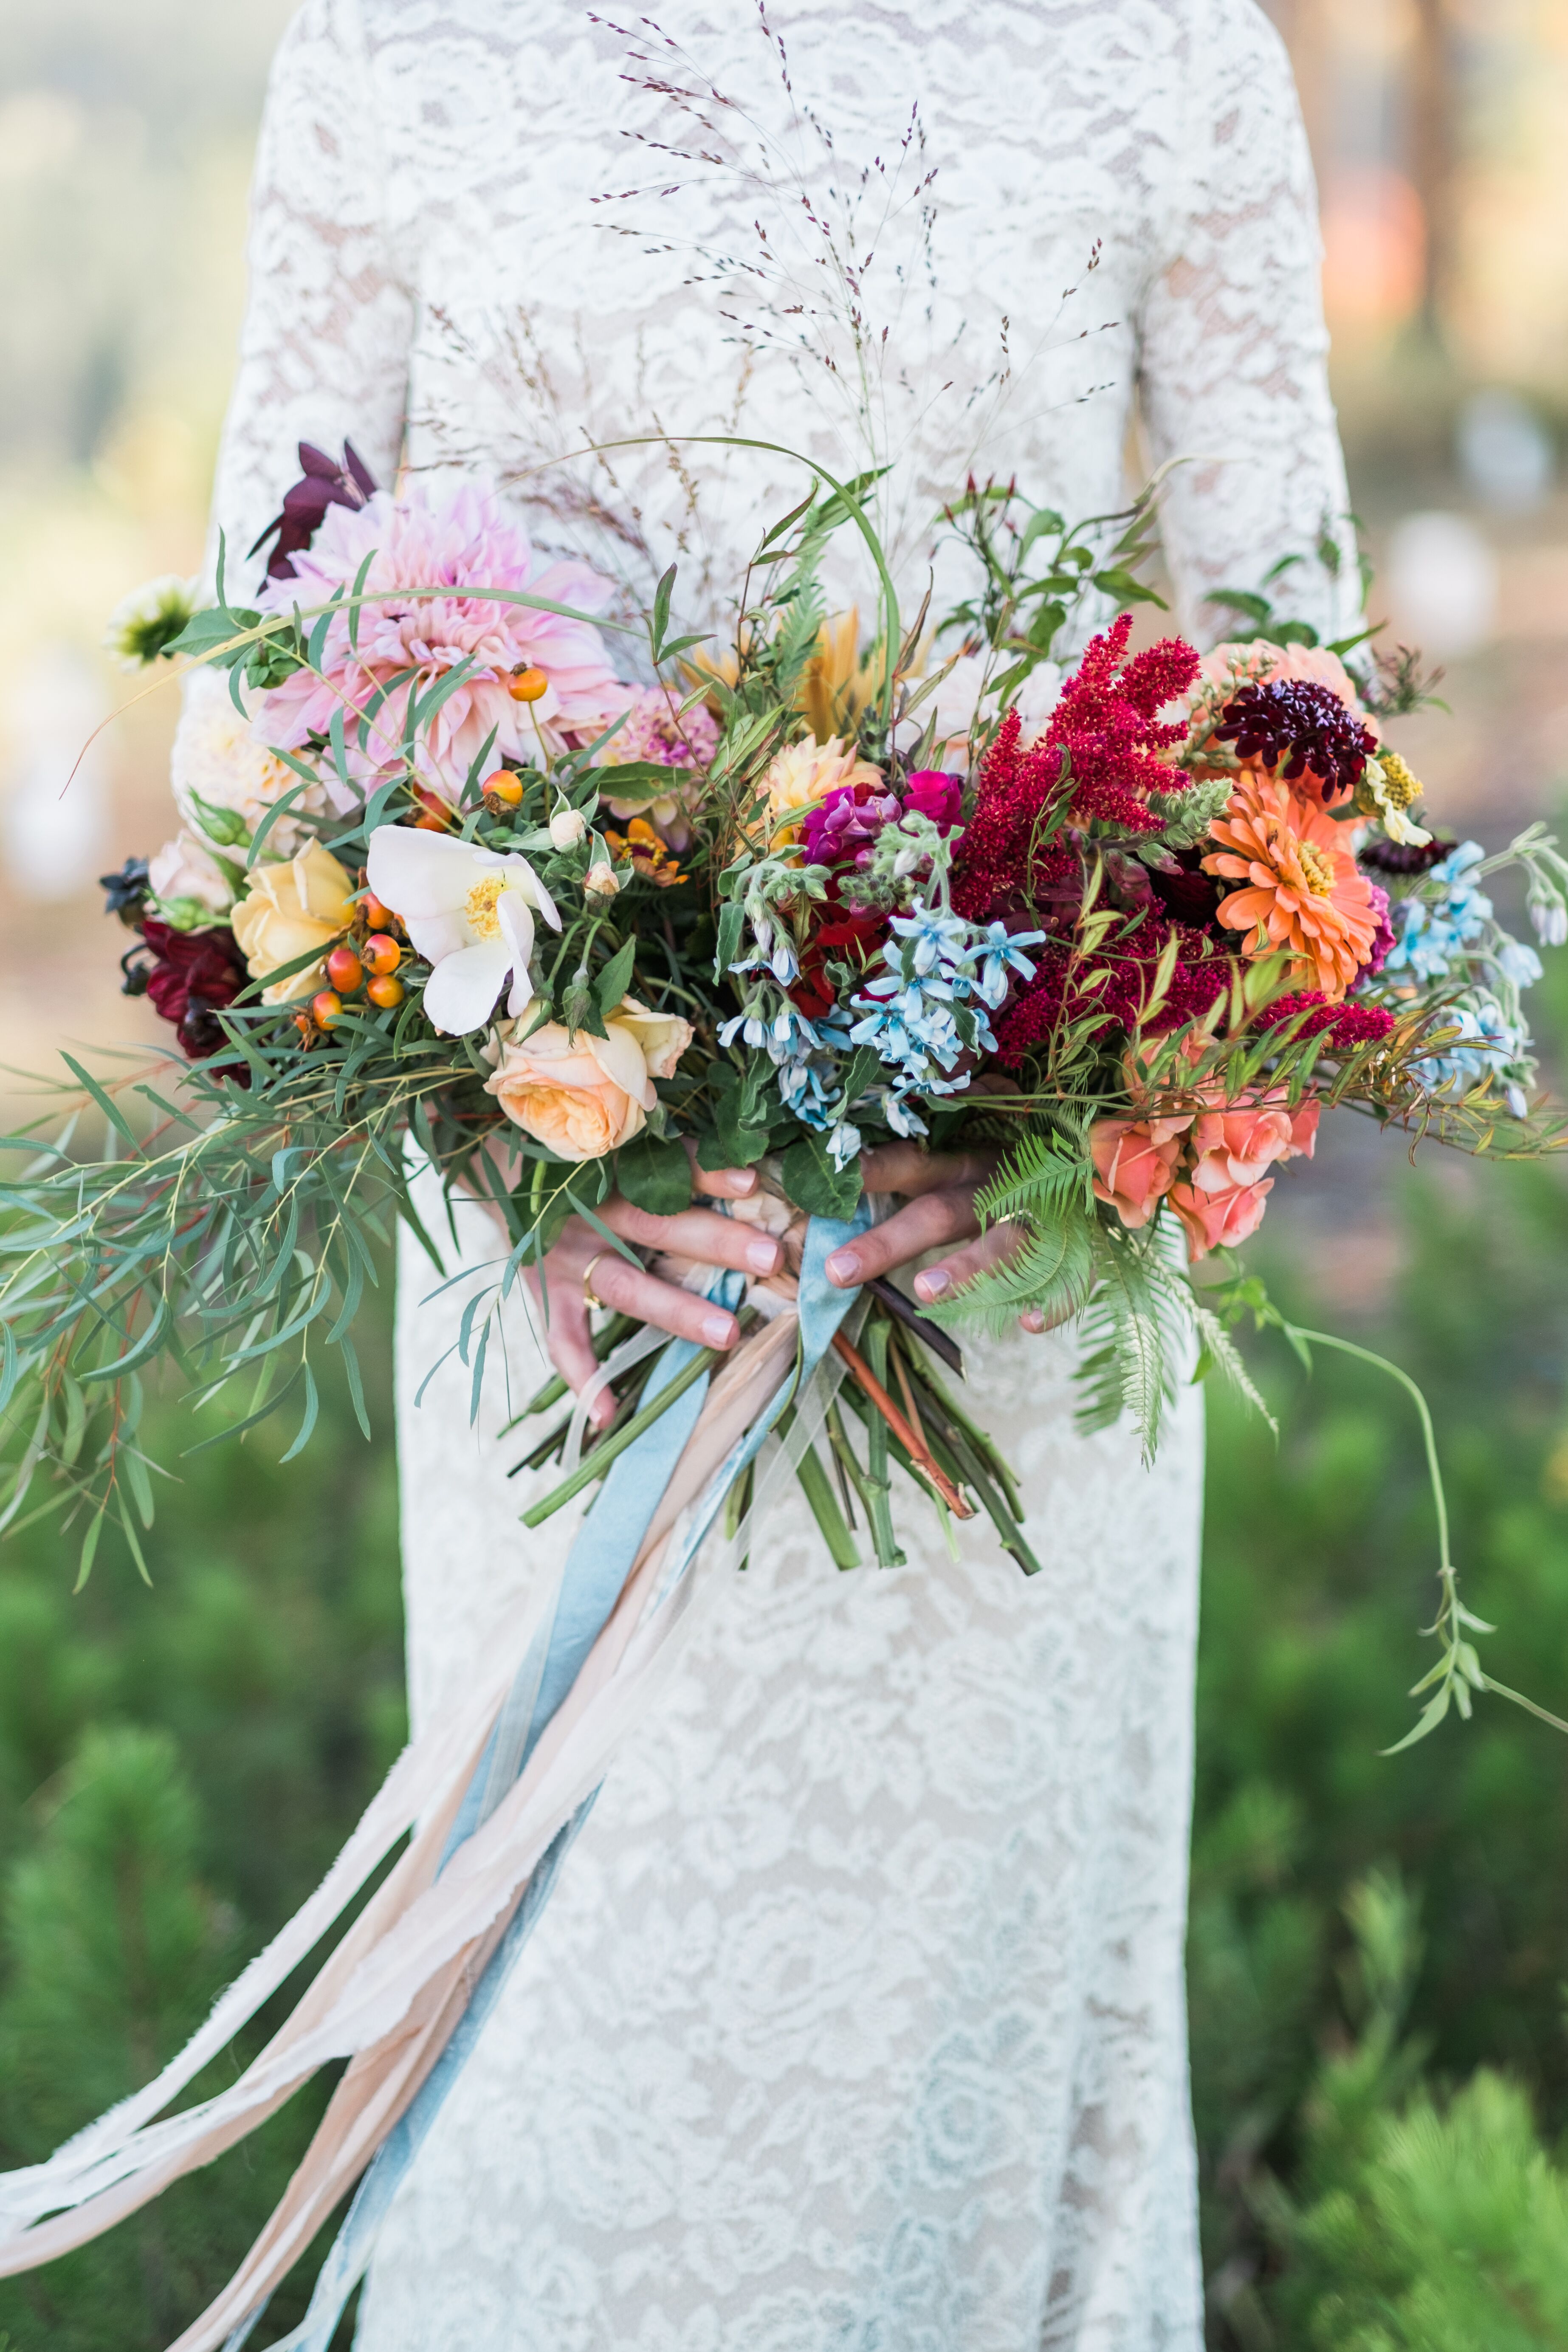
xmin=0 ymin=1208 xmax=869 ymax=2352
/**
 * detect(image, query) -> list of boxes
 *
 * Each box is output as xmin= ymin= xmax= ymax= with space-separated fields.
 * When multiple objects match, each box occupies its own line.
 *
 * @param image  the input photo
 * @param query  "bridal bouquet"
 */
xmin=19 ymin=441 xmax=1568 ymax=1619
xmin=4 ymin=450 xmax=1568 ymax=2344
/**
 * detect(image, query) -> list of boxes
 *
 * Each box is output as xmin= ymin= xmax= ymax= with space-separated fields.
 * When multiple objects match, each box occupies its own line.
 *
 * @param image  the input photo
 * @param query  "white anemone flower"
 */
xmin=366 ymin=825 xmax=561 ymax=1035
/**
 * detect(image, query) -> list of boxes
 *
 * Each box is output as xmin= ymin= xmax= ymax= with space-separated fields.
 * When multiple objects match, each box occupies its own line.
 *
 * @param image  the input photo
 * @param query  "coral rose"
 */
xmin=484 ymin=996 xmax=693 ymax=1161
xmin=1090 ymin=1114 xmax=1192 ymax=1229
xmin=1167 ymin=1090 xmax=1319 ymax=1259
xmin=231 ymin=842 xmax=356 ymax=1004
xmin=1203 ymin=770 xmax=1379 ymax=999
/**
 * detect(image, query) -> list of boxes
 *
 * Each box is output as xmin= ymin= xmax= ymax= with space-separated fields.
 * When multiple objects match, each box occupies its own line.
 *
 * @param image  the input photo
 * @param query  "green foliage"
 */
xmin=0 ymin=1296 xmax=401 ymax=2349
xmin=1196 ymin=1146 xmax=1568 ymax=2344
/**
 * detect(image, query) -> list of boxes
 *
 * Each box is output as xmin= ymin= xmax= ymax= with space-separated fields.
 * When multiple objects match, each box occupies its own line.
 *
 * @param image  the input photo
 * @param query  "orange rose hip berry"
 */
xmin=362 ymin=933 xmax=402 ymax=977
xmin=325 ymin=943 xmax=364 ymax=994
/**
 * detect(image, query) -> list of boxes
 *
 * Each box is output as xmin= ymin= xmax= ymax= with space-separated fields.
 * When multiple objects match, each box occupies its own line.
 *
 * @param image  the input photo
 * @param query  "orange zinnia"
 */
xmin=1202 ymin=769 xmax=1378 ymax=1000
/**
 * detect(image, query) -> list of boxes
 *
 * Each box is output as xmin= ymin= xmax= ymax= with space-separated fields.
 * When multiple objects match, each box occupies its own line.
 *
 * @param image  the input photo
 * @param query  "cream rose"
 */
xmin=483 ymin=996 xmax=694 ymax=1161
xmin=230 ymin=842 xmax=356 ymax=1004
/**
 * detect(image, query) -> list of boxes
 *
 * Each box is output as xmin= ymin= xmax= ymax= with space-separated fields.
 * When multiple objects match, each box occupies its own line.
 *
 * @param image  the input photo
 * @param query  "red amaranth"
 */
xmin=1261 ymin=991 xmax=1396 ymax=1046
xmin=951 ymin=615 xmax=1201 ymax=919
xmin=991 ymin=919 xmax=1228 ymax=1067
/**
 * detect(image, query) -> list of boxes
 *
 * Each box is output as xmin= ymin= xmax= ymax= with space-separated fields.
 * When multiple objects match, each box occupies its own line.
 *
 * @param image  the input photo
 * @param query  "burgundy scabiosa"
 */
xmin=1215 ymin=678 xmax=1377 ymax=803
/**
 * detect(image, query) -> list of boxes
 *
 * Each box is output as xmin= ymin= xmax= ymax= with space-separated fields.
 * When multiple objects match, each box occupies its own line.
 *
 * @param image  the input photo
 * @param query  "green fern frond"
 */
xmin=1188 ymin=1300 xmax=1279 ymax=1435
xmin=923 ymin=1204 xmax=1097 ymax=1340
xmin=975 ymin=1129 xmax=1094 ymax=1231
xmin=1073 ymin=1221 xmax=1188 ymax=1457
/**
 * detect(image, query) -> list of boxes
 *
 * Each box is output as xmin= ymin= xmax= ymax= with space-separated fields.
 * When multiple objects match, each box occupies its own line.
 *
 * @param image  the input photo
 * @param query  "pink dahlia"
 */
xmin=253 ymin=484 xmax=629 ymax=808
xmin=597 ymin=686 xmax=720 ymax=851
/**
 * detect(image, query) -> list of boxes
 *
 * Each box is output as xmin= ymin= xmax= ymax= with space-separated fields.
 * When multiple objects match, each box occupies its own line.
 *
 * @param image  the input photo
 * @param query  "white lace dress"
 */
xmin=204 ymin=5 xmax=1359 ymax=2344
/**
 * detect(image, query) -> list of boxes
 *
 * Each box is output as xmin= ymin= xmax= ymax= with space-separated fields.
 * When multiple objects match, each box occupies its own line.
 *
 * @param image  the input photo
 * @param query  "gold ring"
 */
xmin=582 ymin=1250 xmax=612 ymax=1313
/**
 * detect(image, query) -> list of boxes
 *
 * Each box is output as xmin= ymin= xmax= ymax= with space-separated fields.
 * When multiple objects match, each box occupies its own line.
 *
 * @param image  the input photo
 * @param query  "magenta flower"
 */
xmin=253 ymin=484 xmax=629 ymax=808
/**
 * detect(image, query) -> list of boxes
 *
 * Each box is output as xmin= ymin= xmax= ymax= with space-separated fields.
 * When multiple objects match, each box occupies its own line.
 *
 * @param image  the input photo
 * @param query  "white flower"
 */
xmin=172 ymin=666 xmax=325 ymax=856
xmin=584 ymin=857 xmax=620 ymax=898
xmin=365 ymin=826 xmax=561 ymax=1035
xmin=148 ymin=831 xmax=236 ymax=926
xmin=549 ymin=805 xmax=588 ymax=850
xmin=104 ymin=573 xmax=198 ymax=671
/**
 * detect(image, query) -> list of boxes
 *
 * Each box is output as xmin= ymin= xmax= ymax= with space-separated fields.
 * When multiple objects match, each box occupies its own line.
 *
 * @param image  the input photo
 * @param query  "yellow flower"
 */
xmin=231 ymin=842 xmax=356 ymax=1004
xmin=760 ymin=734 xmax=884 ymax=850
xmin=796 ymin=609 xmax=882 ymax=744
xmin=1357 ymin=749 xmax=1432 ymax=848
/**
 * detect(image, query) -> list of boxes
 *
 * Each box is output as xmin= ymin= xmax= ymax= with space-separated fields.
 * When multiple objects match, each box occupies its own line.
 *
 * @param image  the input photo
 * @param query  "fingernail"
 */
xmin=703 ymin=1313 xmax=736 ymax=1347
xmin=746 ymin=1238 xmax=779 ymax=1272
xmin=914 ymin=1269 xmax=950 ymax=1301
xmin=825 ymin=1249 xmax=860 ymax=1286
xmin=728 ymin=1167 xmax=758 ymax=1193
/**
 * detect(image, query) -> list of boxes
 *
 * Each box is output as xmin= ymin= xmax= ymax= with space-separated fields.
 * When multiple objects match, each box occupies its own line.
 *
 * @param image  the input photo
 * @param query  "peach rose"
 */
xmin=483 ymin=996 xmax=693 ymax=1161
xmin=1090 ymin=1114 xmax=1193 ymax=1229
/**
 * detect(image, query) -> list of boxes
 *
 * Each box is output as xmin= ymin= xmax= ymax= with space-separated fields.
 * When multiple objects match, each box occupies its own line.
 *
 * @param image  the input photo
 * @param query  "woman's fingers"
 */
xmin=909 ymin=1221 xmax=1071 ymax=1335
xmin=522 ymin=1278 xmax=610 ymax=1422
xmin=601 ymin=1197 xmax=781 ymax=1278
xmin=857 ymin=1142 xmax=998 ymax=1201
xmin=572 ymin=1248 xmax=741 ymax=1352
xmin=685 ymin=1140 xmax=761 ymax=1201
xmin=823 ymin=1185 xmax=983 ymax=1288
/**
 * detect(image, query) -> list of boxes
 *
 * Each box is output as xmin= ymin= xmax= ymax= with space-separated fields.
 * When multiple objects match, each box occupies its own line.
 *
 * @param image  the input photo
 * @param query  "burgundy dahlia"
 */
xmin=131 ymin=918 xmax=250 ymax=1066
xmin=1215 ymin=679 xmax=1376 ymax=802
xmin=1358 ymin=834 xmax=1457 ymax=878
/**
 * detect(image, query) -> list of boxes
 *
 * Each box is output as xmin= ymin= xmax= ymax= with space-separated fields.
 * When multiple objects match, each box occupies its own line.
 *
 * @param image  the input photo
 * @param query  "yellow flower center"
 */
xmin=1378 ymin=750 xmax=1423 ymax=811
xmin=465 ymin=874 xmax=509 ymax=939
xmin=1295 ymin=840 xmax=1337 ymax=898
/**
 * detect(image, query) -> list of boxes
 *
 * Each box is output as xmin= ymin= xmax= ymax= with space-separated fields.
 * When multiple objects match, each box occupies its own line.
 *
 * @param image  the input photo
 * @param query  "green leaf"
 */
xmin=705 ymin=1061 xmax=772 ymax=1169
xmin=615 ymin=1131 xmax=693 ymax=1217
xmin=779 ymin=1133 xmax=863 ymax=1220
xmin=592 ymin=761 xmax=699 ymax=804
xmin=714 ymin=900 xmax=745 ymax=980
xmin=595 ymin=935 xmax=637 ymax=1014
xmin=651 ymin=564 xmax=677 ymax=657
xmin=167 ymin=606 xmax=261 ymax=661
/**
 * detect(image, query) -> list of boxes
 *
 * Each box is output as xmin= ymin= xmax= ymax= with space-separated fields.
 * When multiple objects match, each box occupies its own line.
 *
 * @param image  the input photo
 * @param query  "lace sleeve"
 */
xmin=204 ymin=0 xmax=412 ymax=595
xmin=1138 ymin=0 xmax=1361 ymax=649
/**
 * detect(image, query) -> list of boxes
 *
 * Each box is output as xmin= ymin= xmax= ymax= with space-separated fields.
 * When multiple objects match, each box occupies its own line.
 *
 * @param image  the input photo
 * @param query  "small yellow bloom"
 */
xmin=1357 ymin=749 xmax=1432 ymax=848
xmin=231 ymin=842 xmax=356 ymax=1004
xmin=760 ymin=734 xmax=884 ymax=851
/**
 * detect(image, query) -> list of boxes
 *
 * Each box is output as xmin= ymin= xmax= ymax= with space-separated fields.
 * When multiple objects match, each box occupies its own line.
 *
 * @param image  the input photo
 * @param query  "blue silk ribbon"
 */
xmin=229 ymin=1207 xmax=869 ymax=2352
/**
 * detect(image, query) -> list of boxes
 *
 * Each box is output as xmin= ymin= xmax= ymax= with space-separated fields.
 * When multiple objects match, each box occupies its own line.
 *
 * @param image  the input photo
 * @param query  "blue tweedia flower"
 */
xmin=848 ymin=902 xmax=1042 ymax=1091
xmin=1385 ymin=840 xmax=1492 ymax=983
xmin=1496 ymin=936 xmax=1544 ymax=991
xmin=1414 ymin=995 xmax=1526 ymax=1100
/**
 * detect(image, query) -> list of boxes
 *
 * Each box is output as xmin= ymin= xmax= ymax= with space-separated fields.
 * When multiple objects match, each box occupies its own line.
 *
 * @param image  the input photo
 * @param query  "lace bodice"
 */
xmin=211 ymin=0 xmax=1356 ymax=656
xmin=197 ymin=8 xmax=1352 ymax=2342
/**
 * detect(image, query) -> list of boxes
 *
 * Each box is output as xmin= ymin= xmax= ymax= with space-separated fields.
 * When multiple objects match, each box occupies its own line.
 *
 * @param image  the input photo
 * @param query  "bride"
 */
xmin=202 ymin=2 xmax=1359 ymax=2342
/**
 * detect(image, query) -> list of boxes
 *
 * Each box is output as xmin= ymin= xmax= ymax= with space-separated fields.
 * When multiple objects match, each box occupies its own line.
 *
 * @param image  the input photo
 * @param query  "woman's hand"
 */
xmin=821 ymin=1141 xmax=1065 ymax=1337
xmin=522 ymin=1152 xmax=784 ymax=1429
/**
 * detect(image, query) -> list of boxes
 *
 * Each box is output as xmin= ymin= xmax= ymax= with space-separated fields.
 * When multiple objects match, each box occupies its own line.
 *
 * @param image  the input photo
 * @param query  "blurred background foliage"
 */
xmin=3 ymin=0 xmax=1568 ymax=2344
